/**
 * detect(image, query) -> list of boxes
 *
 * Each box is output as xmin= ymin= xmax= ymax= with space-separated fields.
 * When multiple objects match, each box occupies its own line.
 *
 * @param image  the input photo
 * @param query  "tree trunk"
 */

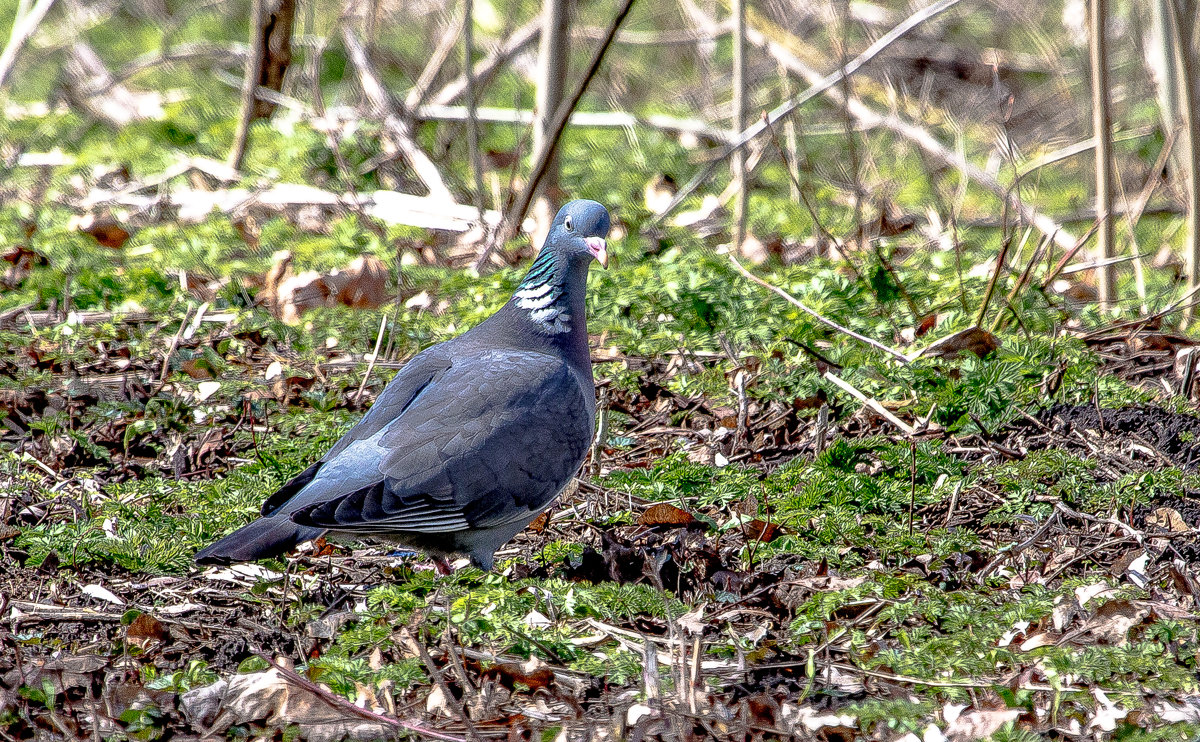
xmin=731 ymin=0 xmax=747 ymax=249
xmin=531 ymin=0 xmax=572 ymax=243
xmin=1089 ymin=0 xmax=1115 ymax=311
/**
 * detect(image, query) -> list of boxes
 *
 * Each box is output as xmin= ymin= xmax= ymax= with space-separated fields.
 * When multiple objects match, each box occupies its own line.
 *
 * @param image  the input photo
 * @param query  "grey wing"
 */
xmin=259 ymin=346 xmax=452 ymax=517
xmin=291 ymin=349 xmax=595 ymax=534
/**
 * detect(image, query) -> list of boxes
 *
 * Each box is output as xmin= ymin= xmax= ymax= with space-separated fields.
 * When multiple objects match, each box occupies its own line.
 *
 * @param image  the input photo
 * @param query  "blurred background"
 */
xmin=2 ymin=0 xmax=1197 ymax=323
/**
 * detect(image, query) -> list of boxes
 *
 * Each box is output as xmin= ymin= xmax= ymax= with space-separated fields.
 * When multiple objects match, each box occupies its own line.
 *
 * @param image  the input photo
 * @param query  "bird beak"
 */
xmin=585 ymin=237 xmax=608 ymax=268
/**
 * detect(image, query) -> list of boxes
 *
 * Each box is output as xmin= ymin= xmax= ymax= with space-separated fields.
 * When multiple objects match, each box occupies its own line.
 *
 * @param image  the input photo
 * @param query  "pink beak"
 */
xmin=585 ymin=237 xmax=608 ymax=268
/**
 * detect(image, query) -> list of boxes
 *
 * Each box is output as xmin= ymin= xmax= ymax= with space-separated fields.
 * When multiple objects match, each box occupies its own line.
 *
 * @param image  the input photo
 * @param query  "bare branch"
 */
xmin=431 ymin=17 xmax=540 ymax=106
xmin=650 ymin=0 xmax=962 ymax=224
xmin=227 ymin=0 xmax=266 ymax=170
xmin=0 ymin=0 xmax=58 ymax=91
xmin=481 ymin=0 xmax=638 ymax=268
xmin=341 ymin=27 xmax=456 ymax=203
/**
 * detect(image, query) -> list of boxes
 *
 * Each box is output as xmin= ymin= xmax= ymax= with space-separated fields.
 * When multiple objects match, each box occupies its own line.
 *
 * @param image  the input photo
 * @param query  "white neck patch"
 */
xmin=515 ymin=282 xmax=570 ymax=334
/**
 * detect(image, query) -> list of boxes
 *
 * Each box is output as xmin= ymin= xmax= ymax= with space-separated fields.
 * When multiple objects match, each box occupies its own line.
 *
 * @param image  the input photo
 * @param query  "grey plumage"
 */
xmin=196 ymin=199 xmax=611 ymax=570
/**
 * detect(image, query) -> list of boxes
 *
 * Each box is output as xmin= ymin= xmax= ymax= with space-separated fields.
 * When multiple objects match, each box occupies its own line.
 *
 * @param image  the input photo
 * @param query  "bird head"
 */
xmin=549 ymin=199 xmax=611 ymax=269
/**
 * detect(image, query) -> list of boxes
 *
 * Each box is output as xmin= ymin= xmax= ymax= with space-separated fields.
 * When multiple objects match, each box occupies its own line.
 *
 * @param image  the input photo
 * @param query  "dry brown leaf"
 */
xmin=1148 ymin=507 xmax=1190 ymax=533
xmin=125 ymin=613 xmax=165 ymax=651
xmin=790 ymin=574 xmax=866 ymax=591
xmin=179 ymin=668 xmax=392 ymax=742
xmin=638 ymin=503 xmax=698 ymax=528
xmin=1 ymin=245 xmax=46 ymax=288
xmin=741 ymin=519 xmax=784 ymax=543
xmin=327 ymin=255 xmax=389 ymax=309
xmin=1081 ymin=598 xmax=1150 ymax=646
xmin=914 ymin=326 xmax=1001 ymax=360
xmin=72 ymin=214 xmax=131 ymax=249
xmin=274 ymin=271 xmax=333 ymax=325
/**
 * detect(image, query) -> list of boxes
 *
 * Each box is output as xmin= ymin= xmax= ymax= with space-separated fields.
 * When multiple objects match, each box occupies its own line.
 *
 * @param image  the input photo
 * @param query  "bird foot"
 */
xmin=433 ymin=556 xmax=455 ymax=576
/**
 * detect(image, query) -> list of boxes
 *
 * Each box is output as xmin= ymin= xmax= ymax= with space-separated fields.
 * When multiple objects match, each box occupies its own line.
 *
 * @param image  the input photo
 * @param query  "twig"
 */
xmin=0 ymin=0 xmax=57 ymax=91
xmin=483 ymin=0 xmax=638 ymax=266
xmin=974 ymin=230 xmax=1016 ymax=327
xmin=650 ymin=0 xmax=961 ymax=225
xmin=431 ymin=17 xmax=541 ymax=106
xmin=354 ymin=314 xmax=388 ymax=406
xmin=823 ymin=371 xmax=915 ymax=436
xmin=94 ymin=41 xmax=249 ymax=93
xmin=726 ymin=251 xmax=910 ymax=363
xmin=462 ymin=0 xmax=486 ymax=223
xmin=228 ymin=0 xmax=265 ymax=170
xmin=1039 ymin=221 xmax=1102 ymax=289
xmin=730 ymin=0 xmax=748 ymax=249
xmin=403 ymin=630 xmax=485 ymax=742
xmin=416 ymin=104 xmax=736 ymax=142
xmin=404 ymin=7 xmax=464 ymax=112
xmin=1089 ymin=0 xmax=1116 ymax=310
xmin=254 ymin=652 xmax=466 ymax=742
xmin=341 ymin=28 xmax=456 ymax=202
xmin=157 ymin=305 xmax=193 ymax=386
xmin=736 ymin=7 xmax=1080 ymax=253
xmin=976 ymin=509 xmax=1061 ymax=582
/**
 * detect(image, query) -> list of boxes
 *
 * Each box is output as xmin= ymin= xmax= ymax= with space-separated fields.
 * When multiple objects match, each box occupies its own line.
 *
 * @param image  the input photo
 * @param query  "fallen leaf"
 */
xmin=677 ymin=605 xmax=705 ymax=635
xmin=741 ymin=518 xmax=783 ymax=543
xmin=913 ymin=326 xmax=1000 ymax=360
xmin=1087 ymin=688 xmax=1127 ymax=732
xmin=946 ymin=707 xmax=1020 ymax=742
xmin=1148 ymin=507 xmax=1189 ymax=533
xmin=326 ymin=254 xmax=389 ymax=309
xmin=72 ymin=214 xmax=131 ymax=249
xmin=125 ymin=613 xmax=165 ymax=650
xmin=1080 ymin=598 xmax=1150 ymax=646
xmin=179 ymin=668 xmax=393 ymax=742
xmin=638 ymin=503 xmax=698 ymax=528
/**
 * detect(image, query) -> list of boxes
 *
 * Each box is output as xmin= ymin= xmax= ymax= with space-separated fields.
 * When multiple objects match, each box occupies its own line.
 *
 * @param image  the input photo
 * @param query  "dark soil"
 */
xmin=1038 ymin=403 xmax=1200 ymax=470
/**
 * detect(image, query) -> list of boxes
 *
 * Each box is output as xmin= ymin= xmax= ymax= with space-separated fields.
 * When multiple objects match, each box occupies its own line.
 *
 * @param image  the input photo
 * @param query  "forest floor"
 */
xmin=4 ymin=286 xmax=1200 ymax=741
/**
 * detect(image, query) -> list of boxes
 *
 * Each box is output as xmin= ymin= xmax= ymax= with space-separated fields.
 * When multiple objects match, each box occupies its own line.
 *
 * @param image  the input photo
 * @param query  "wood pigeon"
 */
xmin=196 ymin=200 xmax=611 ymax=570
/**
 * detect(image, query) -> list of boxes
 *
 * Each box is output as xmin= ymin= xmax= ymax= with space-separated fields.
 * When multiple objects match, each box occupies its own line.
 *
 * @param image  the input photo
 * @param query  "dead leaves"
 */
xmin=262 ymin=251 xmax=390 ymax=324
xmin=180 ymin=665 xmax=394 ymax=742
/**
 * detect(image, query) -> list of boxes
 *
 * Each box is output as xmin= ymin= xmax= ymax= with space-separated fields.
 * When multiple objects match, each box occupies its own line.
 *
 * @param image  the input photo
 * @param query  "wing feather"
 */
xmin=290 ymin=348 xmax=594 ymax=536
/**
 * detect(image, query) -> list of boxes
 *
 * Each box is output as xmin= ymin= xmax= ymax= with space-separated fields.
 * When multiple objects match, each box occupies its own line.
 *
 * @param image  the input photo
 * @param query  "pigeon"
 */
xmin=196 ymin=199 xmax=611 ymax=570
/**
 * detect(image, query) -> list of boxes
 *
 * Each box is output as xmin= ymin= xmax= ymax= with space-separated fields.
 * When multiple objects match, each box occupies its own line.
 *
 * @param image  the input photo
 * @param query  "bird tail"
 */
xmin=194 ymin=518 xmax=324 ymax=565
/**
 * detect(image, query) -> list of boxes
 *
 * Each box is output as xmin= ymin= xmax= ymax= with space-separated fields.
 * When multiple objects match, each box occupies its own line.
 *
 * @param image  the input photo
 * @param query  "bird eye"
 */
xmin=564 ymin=216 xmax=573 ymax=231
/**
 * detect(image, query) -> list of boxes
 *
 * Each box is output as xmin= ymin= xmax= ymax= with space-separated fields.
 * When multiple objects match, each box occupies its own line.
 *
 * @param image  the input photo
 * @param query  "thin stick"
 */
xmin=404 ymin=8 xmax=464 ymax=112
xmin=228 ymin=0 xmax=266 ymax=170
xmin=726 ymin=252 xmax=910 ymax=363
xmin=739 ymin=8 xmax=1079 ymax=253
xmin=974 ymin=232 xmax=1015 ymax=328
xmin=731 ymin=0 xmax=748 ymax=249
xmin=463 ymin=0 xmax=486 ymax=223
xmin=0 ymin=0 xmax=57 ymax=91
xmin=354 ymin=314 xmax=388 ymax=406
xmin=650 ymin=0 xmax=961 ymax=225
xmin=341 ymin=28 xmax=456 ymax=202
xmin=254 ymin=652 xmax=466 ymax=742
xmin=823 ymin=371 xmax=915 ymax=436
xmin=1089 ymin=0 xmax=1115 ymax=310
xmin=908 ymin=441 xmax=917 ymax=538
xmin=1118 ymin=129 xmax=1177 ymax=312
xmin=482 ymin=0 xmax=638 ymax=267
xmin=431 ymin=18 xmax=541 ymax=106
xmin=1039 ymin=221 xmax=1102 ymax=290
xmin=1169 ymin=0 xmax=1200 ymax=324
